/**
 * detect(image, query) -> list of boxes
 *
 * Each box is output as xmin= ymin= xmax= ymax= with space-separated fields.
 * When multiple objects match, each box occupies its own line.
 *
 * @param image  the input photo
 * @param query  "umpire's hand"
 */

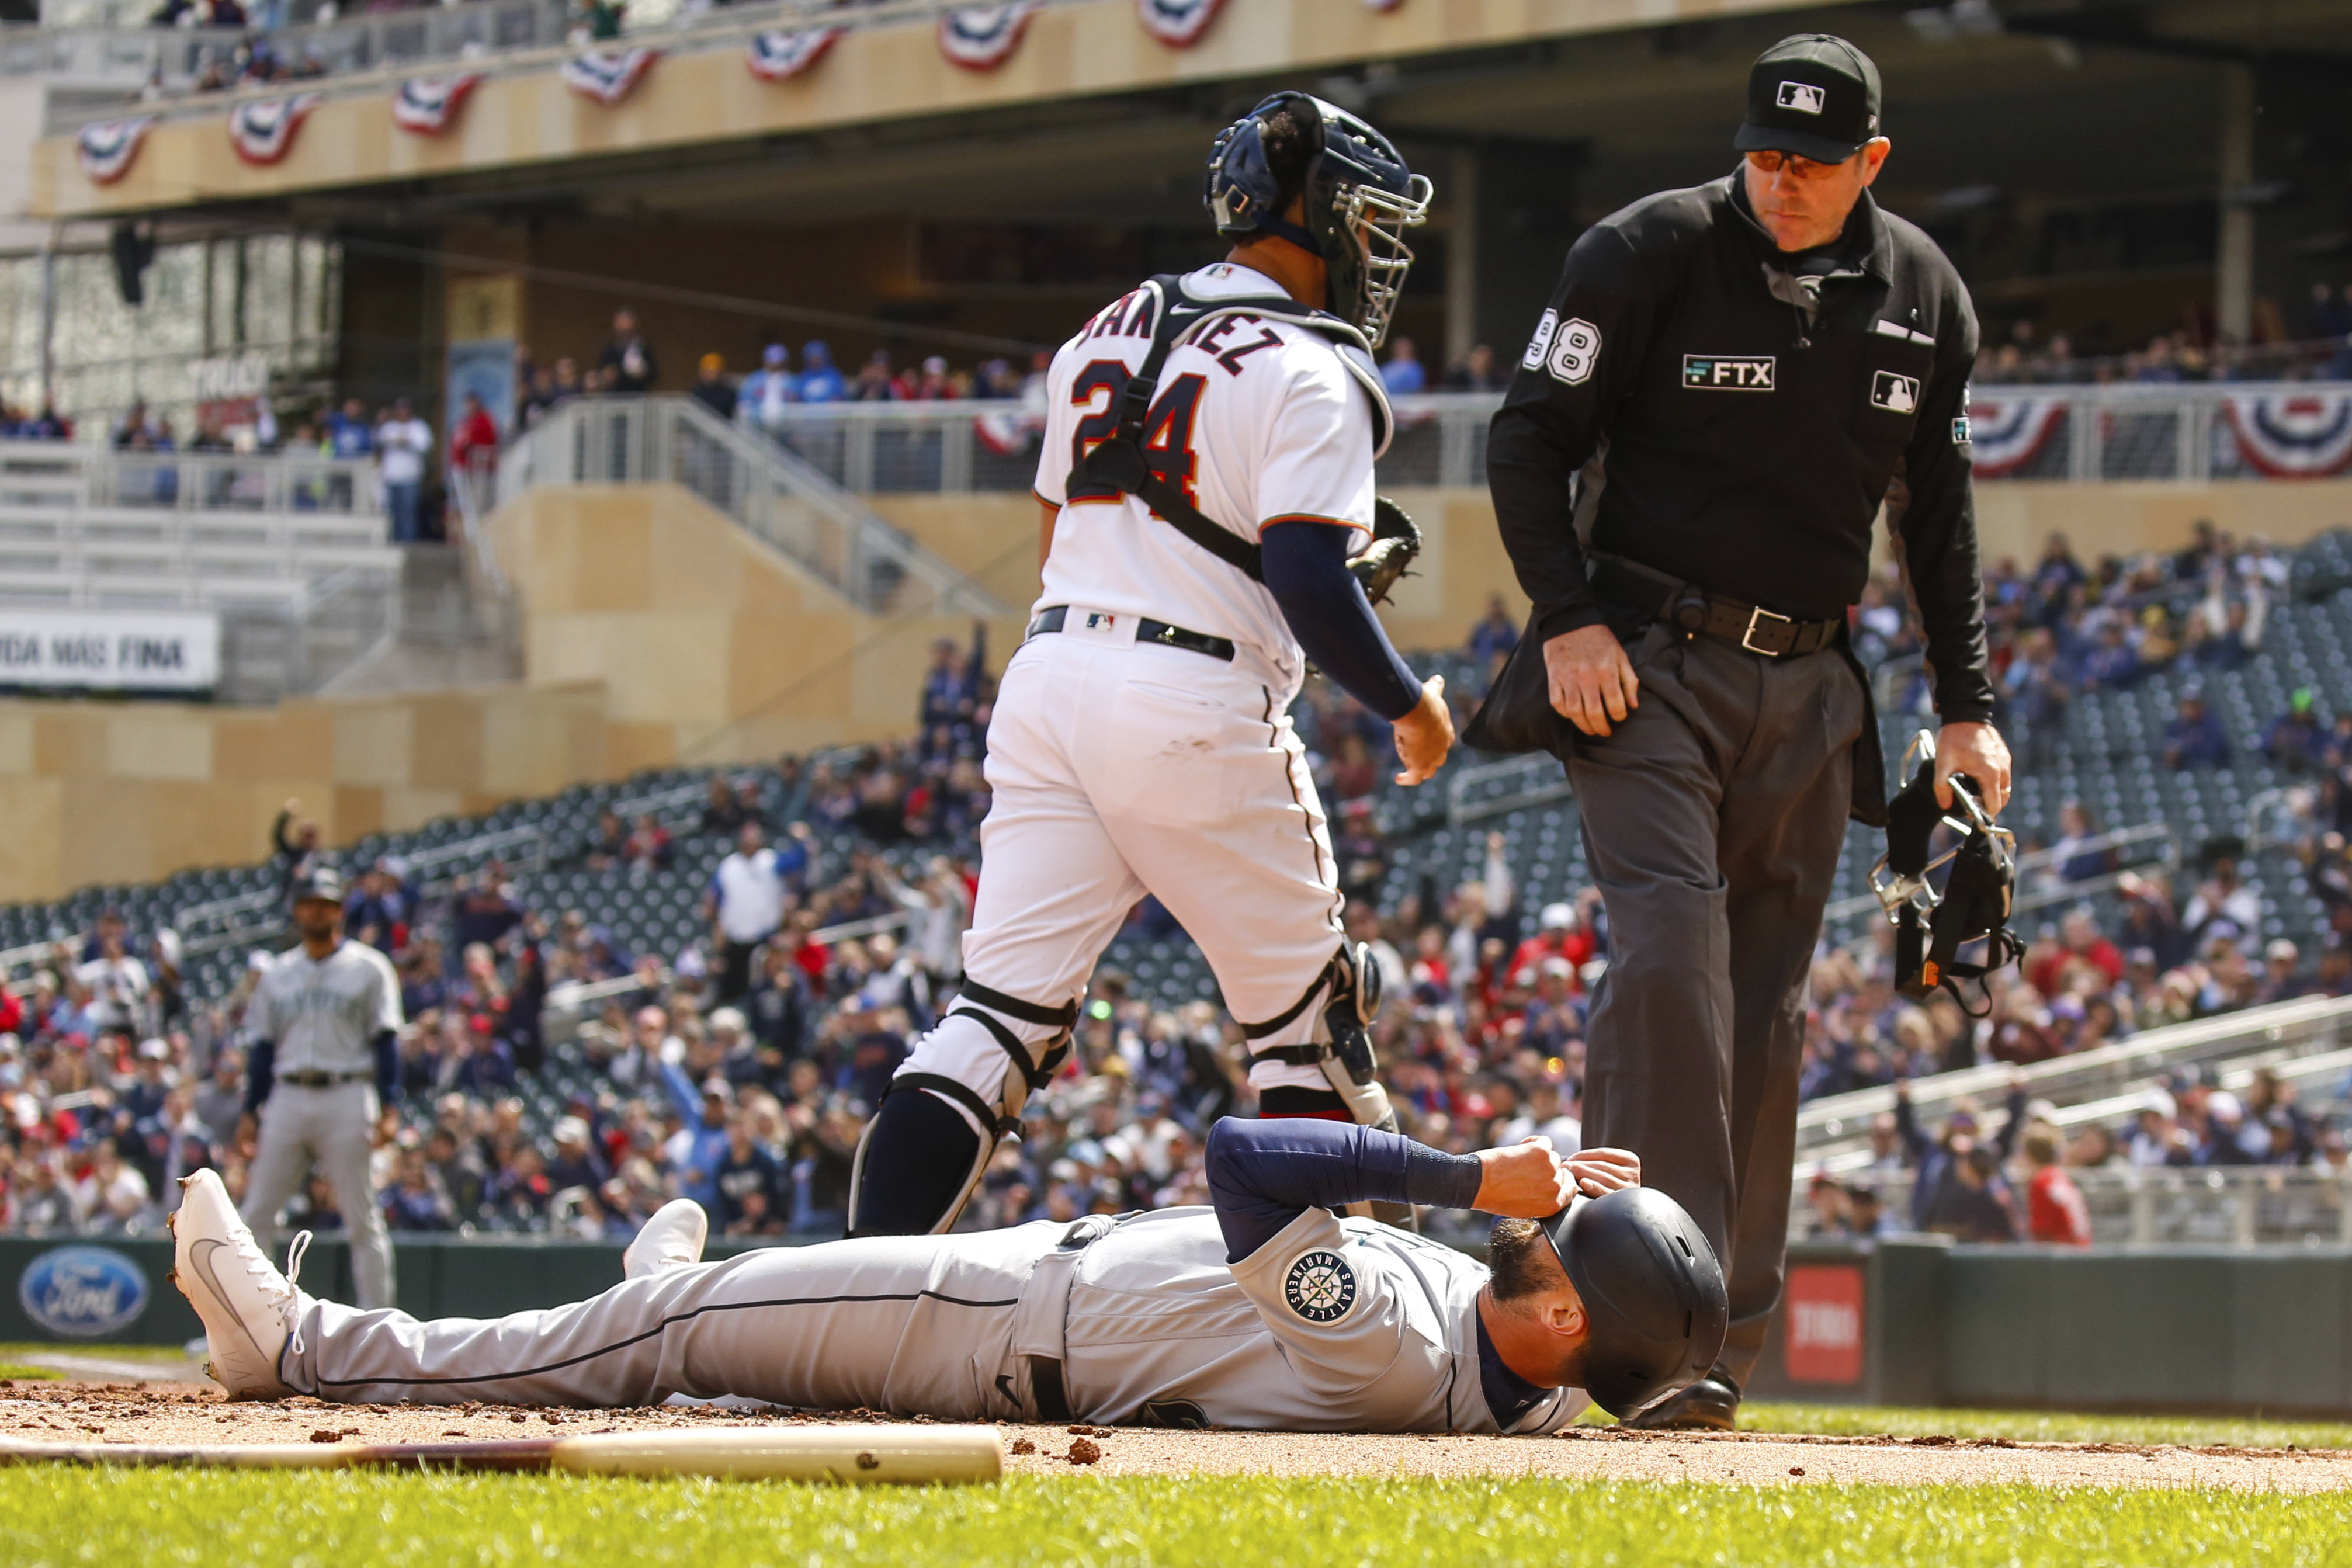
xmin=1543 ymin=626 xmax=1639 ymax=737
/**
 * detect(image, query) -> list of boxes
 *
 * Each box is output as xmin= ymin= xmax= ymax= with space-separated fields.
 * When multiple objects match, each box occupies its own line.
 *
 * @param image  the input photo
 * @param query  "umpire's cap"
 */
xmin=1543 ymin=1187 xmax=1727 ymax=1418
xmin=290 ymin=866 xmax=346 ymax=906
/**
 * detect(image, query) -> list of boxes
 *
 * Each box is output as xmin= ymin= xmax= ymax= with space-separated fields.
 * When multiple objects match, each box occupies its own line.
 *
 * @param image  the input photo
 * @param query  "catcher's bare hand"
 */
xmin=1473 ymin=1136 xmax=1577 ymax=1217
xmin=1566 ymin=1147 xmax=1641 ymax=1196
xmin=1392 ymin=675 xmax=1453 ymax=786
xmin=1544 ymin=625 xmax=1639 ymax=737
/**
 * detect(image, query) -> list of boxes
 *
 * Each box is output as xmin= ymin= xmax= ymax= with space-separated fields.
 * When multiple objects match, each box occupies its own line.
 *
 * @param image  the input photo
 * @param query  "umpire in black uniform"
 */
xmin=1476 ymin=34 xmax=2009 ymax=1428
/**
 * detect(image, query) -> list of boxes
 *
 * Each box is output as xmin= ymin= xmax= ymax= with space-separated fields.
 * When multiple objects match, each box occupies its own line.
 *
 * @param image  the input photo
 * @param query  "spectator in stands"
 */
xmin=1445 ymin=343 xmax=1501 ymax=392
xmin=1465 ymin=594 xmax=1519 ymax=670
xmin=448 ymin=391 xmax=500 ymax=484
xmin=2020 ymin=1128 xmax=2091 ymax=1244
xmin=383 ymin=1143 xmax=457 ymax=1231
xmin=708 ymin=824 xmax=796 ymax=1004
xmin=852 ymin=350 xmax=899 ymax=402
xmin=2079 ymin=619 xmax=2141 ymax=692
xmin=270 ymin=799 xmax=324 ymax=905
xmin=2028 ymin=907 xmax=2125 ymax=997
xmin=622 ymin=814 xmax=673 ymax=878
xmin=374 ymin=397 xmax=432 ymax=544
xmin=737 ymin=344 xmax=796 ymax=436
xmin=796 ymin=341 xmax=847 ymax=404
xmin=2264 ymin=689 xmax=2327 ymax=776
xmin=1379 ymin=335 xmax=1426 ymax=395
xmin=2183 ymin=855 xmax=2263 ymax=954
xmin=599 ymin=309 xmax=659 ymax=393
xmin=690 ymin=353 xmax=737 ymax=421
xmin=2162 ymin=690 xmax=2230 ymax=769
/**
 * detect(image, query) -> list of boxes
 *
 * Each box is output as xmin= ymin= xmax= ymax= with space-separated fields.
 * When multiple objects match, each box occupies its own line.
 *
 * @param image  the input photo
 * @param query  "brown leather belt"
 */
xmin=1591 ymin=556 xmax=1843 ymax=658
xmin=277 ymin=1070 xmax=367 ymax=1088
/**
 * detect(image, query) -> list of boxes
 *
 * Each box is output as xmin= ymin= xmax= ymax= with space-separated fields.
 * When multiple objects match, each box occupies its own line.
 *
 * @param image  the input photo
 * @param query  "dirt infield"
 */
xmin=7 ymin=1369 xmax=2349 ymax=1493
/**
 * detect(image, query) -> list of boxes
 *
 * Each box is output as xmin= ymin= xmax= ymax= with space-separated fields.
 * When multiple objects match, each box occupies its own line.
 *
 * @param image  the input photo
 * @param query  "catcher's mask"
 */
xmin=1205 ymin=92 xmax=1431 ymax=349
xmin=1871 ymin=730 xmax=2023 ymax=1015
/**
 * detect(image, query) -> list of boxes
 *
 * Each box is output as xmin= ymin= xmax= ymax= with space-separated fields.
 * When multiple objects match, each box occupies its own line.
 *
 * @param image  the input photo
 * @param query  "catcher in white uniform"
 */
xmin=849 ymin=92 xmax=1458 ymax=1237
xmin=169 ymin=1117 xmax=1727 ymax=1430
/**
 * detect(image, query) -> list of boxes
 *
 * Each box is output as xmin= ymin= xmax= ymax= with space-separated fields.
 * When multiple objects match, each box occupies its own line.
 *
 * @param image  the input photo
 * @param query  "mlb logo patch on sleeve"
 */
xmin=1871 ymin=370 xmax=1921 ymax=415
xmin=1777 ymin=81 xmax=1826 ymax=115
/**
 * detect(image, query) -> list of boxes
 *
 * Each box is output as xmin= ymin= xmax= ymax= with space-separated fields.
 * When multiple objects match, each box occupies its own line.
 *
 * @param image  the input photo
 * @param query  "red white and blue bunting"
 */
xmin=1966 ymin=397 xmax=2066 ymax=477
xmin=392 ymin=72 xmax=484 ymax=136
xmin=75 ymin=117 xmax=152 ymax=185
xmin=747 ymin=27 xmax=841 ymax=82
xmin=227 ymin=94 xmax=320 ymax=167
xmin=561 ymin=47 xmax=660 ymax=106
xmin=2226 ymin=391 xmax=2352 ymax=478
xmin=938 ymin=4 xmax=1036 ymax=70
xmin=1136 ymin=0 xmax=1227 ymax=46
xmin=974 ymin=411 xmax=1043 ymax=457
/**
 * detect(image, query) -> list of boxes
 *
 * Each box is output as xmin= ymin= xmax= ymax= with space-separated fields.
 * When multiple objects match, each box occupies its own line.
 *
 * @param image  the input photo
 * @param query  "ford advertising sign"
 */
xmin=18 ymin=1246 xmax=151 ymax=1338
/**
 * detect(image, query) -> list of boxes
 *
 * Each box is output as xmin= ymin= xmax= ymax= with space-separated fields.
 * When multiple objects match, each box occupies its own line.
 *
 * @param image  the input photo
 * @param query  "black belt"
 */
xmin=1590 ymin=557 xmax=1843 ymax=658
xmin=1026 ymin=605 xmax=1235 ymax=662
xmin=277 ymin=1070 xmax=367 ymax=1088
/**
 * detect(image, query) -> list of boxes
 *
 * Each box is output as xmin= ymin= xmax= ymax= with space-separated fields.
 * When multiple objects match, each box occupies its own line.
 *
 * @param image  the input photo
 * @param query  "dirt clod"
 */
xmin=1009 ymin=1439 xmax=1036 ymax=1455
xmin=1067 ymin=1438 xmax=1102 ymax=1465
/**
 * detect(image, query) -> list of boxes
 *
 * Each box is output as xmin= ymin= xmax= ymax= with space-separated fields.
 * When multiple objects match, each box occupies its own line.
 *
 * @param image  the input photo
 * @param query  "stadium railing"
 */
xmin=501 ymin=393 xmax=1012 ymax=620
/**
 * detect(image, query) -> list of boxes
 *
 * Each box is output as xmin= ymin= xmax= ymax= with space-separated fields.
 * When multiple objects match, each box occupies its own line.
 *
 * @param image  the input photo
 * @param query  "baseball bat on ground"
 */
xmin=0 ymin=1424 xmax=1002 ymax=1484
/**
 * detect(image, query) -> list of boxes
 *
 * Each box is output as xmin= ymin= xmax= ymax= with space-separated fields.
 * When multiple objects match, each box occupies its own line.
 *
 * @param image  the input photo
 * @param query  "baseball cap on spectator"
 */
xmin=700 ymin=1077 xmax=733 ymax=1102
xmin=2266 ymin=938 xmax=2299 ymax=962
xmin=2207 ymin=1090 xmax=2244 ymax=1122
xmin=137 ymin=1036 xmax=170 ymax=1061
xmin=553 ymin=1116 xmax=590 ymax=1146
xmin=1539 ymin=903 xmax=1575 ymax=931
xmin=2141 ymin=1088 xmax=2177 ymax=1119
xmin=699 ymin=353 xmax=724 ymax=374
xmin=762 ymin=344 xmax=788 ymax=367
xmin=709 ymin=1007 xmax=748 ymax=1036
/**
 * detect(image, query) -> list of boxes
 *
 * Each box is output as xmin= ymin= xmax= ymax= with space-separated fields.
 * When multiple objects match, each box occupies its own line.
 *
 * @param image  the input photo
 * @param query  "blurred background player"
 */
xmin=847 ymin=93 xmax=1456 ymax=1236
xmin=237 ymin=868 xmax=405 ymax=1308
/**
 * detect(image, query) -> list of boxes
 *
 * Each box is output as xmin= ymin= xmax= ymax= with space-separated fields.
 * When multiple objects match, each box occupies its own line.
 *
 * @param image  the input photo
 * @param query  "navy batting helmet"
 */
xmin=1543 ymin=1187 xmax=1728 ymax=1419
xmin=1203 ymin=92 xmax=1431 ymax=349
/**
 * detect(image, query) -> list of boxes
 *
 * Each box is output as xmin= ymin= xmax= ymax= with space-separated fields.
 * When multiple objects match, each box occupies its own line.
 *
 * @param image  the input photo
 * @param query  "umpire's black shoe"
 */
xmin=1622 ymin=1371 xmax=1741 ymax=1431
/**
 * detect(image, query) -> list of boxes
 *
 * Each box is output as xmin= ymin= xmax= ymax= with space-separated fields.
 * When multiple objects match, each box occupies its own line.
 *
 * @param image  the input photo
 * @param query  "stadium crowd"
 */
xmin=3 ymin=537 xmax=2349 ymax=1250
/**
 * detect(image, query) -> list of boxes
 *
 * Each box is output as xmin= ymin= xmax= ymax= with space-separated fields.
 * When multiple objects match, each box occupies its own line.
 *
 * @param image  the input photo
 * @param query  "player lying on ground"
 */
xmin=171 ymin=1119 xmax=1727 ymax=1430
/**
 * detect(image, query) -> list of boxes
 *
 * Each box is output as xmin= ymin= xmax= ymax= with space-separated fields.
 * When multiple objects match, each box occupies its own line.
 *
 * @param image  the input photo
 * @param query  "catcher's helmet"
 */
xmin=1542 ymin=1187 xmax=1729 ymax=1419
xmin=1204 ymin=92 xmax=1431 ymax=349
xmin=290 ymin=866 xmax=346 ymax=907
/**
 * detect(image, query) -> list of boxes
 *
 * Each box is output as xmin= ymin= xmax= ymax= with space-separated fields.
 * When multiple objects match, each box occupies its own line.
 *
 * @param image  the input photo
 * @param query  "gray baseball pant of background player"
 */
xmin=1569 ymin=622 xmax=1861 ymax=1386
xmin=280 ymin=1225 xmax=1067 ymax=1413
xmin=242 ymin=1081 xmax=398 ymax=1310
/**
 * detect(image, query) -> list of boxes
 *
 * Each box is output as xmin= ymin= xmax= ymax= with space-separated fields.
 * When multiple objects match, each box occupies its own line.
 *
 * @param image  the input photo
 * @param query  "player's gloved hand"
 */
xmin=1564 ymin=1147 xmax=1642 ymax=1197
xmin=1392 ymin=674 xmax=1454 ymax=785
xmin=1471 ymin=1136 xmax=1576 ymax=1217
xmin=1543 ymin=624 xmax=1639 ymax=737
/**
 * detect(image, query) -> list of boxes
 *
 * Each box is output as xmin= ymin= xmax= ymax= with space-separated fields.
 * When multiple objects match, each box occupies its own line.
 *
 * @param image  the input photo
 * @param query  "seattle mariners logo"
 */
xmin=1283 ymin=1250 xmax=1358 ymax=1323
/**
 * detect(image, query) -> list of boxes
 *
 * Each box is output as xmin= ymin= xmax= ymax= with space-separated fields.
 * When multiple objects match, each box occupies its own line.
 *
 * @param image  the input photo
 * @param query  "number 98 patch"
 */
xmin=1283 ymin=1249 xmax=1359 ymax=1323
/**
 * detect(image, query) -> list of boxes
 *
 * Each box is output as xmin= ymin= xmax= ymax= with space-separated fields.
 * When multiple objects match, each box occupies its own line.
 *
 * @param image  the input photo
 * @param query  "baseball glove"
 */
xmin=1351 ymin=495 xmax=1421 ymax=606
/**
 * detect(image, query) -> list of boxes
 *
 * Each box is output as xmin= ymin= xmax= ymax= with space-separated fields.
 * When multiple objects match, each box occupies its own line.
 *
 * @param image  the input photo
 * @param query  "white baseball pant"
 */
xmin=899 ymin=619 xmax=1345 ymax=1123
xmin=242 ymin=1081 xmax=397 ymax=1310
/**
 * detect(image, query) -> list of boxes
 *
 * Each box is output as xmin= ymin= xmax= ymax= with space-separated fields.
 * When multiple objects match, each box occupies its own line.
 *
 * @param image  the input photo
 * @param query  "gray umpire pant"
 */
xmin=243 ymin=1081 xmax=397 ymax=1311
xmin=1568 ymin=622 xmax=1862 ymax=1386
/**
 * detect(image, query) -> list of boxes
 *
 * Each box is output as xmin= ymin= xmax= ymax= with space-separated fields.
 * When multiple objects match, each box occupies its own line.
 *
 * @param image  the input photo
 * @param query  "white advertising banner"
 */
xmin=0 ymin=609 xmax=222 ymax=691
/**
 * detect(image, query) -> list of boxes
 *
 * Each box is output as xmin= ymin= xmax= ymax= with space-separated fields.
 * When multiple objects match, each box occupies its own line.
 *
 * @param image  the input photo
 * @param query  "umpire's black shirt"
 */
xmin=1487 ymin=169 xmax=1994 ymax=724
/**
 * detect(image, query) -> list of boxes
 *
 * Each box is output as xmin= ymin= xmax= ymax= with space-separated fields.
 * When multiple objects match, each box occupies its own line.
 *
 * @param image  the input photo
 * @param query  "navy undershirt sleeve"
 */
xmin=1258 ymin=521 xmax=1424 ymax=722
xmin=1205 ymin=1116 xmax=1484 ymax=1263
xmin=373 ymin=1029 xmax=400 ymax=1099
xmin=243 ymin=1039 xmax=275 ymax=1114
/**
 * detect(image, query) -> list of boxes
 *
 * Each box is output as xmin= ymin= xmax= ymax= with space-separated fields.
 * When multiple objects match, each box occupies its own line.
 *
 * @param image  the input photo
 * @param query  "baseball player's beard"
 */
xmin=847 ymin=1088 xmax=981 ymax=1237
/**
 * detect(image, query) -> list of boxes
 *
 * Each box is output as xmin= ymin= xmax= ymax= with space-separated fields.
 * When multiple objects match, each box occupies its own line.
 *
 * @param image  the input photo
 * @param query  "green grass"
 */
xmin=0 ymin=1341 xmax=194 ymax=1364
xmin=0 ymin=1362 xmax=64 ymax=1380
xmin=4 ymin=1472 xmax=2350 ymax=1567
xmin=1739 ymin=1402 xmax=2352 ymax=1451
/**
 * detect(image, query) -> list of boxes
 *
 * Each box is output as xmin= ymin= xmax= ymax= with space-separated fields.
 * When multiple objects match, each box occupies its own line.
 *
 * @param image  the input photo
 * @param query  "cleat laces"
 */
xmin=280 ymin=1231 xmax=313 ymax=1354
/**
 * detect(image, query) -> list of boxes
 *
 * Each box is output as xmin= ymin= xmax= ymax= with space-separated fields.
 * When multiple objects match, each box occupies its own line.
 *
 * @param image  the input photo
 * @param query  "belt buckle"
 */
xmin=1740 ymin=605 xmax=1791 ymax=656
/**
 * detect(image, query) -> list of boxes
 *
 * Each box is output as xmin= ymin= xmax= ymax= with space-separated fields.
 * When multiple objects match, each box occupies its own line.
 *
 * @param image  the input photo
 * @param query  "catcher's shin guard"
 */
xmin=1243 ymin=943 xmax=1414 ymax=1227
xmin=845 ymin=980 xmax=1078 ymax=1237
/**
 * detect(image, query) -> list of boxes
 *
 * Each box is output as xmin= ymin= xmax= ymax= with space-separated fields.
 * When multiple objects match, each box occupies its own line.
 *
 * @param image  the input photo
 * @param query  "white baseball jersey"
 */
xmin=1032 ymin=261 xmax=1389 ymax=702
xmin=243 ymin=939 xmax=403 ymax=1076
xmin=283 ymin=1208 xmax=1588 ymax=1434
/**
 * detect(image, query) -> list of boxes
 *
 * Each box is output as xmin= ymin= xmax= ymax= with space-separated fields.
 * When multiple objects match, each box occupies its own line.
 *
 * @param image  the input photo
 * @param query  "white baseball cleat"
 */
xmin=167 ymin=1170 xmax=307 ymax=1400
xmin=622 ymin=1199 xmax=710 ymax=1279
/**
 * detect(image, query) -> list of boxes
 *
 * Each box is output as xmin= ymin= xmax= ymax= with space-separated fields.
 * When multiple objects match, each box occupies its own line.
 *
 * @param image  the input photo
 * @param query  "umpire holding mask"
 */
xmin=1472 ymin=34 xmax=2009 ymax=1428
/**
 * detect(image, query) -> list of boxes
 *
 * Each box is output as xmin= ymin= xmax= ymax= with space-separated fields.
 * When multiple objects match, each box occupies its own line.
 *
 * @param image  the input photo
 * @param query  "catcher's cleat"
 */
xmin=169 ymin=1170 xmax=308 ymax=1400
xmin=622 ymin=1199 xmax=710 ymax=1279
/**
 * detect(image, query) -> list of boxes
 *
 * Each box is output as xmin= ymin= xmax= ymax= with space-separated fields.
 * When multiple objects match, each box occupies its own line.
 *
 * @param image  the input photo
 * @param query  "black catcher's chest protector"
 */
xmin=1872 ymin=737 xmax=2022 ymax=1014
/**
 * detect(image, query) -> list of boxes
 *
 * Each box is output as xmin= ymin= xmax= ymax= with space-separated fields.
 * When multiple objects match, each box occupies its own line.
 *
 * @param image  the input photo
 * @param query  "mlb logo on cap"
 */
xmin=1777 ymin=81 xmax=1826 ymax=115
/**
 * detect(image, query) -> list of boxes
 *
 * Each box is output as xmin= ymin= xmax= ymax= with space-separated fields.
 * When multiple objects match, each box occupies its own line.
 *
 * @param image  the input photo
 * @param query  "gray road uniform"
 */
xmin=282 ymin=1119 xmax=1589 ymax=1435
xmin=242 ymin=938 xmax=404 ymax=1309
